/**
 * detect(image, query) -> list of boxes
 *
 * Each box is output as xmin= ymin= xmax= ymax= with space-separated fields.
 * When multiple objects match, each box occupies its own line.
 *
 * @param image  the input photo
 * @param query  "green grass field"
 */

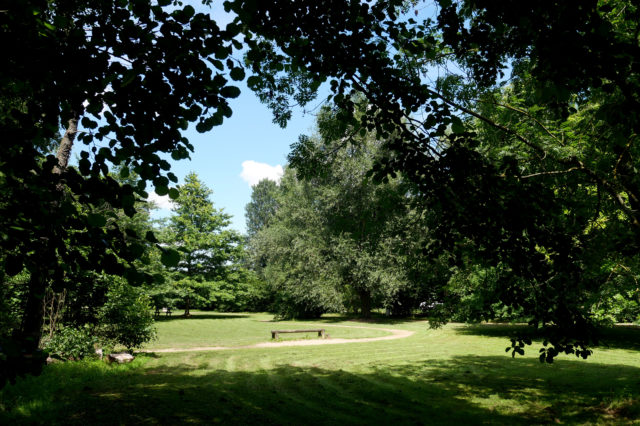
xmin=2 ymin=312 xmax=640 ymax=424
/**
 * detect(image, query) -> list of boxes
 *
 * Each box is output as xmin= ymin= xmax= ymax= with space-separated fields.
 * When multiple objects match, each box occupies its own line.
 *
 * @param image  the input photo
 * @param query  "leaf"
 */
xmin=229 ymin=67 xmax=245 ymax=81
xmin=161 ymin=248 xmax=181 ymax=267
xmin=87 ymin=213 xmax=107 ymax=228
xmin=246 ymin=75 xmax=261 ymax=89
xmin=451 ymin=116 xmax=465 ymax=134
xmin=145 ymin=230 xmax=159 ymax=243
xmin=5 ymin=254 xmax=24 ymax=276
xmin=220 ymin=85 xmax=241 ymax=99
xmin=79 ymin=158 xmax=91 ymax=175
xmin=81 ymin=116 xmax=98 ymax=129
xmin=119 ymin=166 xmax=130 ymax=179
xmin=168 ymin=188 xmax=180 ymax=200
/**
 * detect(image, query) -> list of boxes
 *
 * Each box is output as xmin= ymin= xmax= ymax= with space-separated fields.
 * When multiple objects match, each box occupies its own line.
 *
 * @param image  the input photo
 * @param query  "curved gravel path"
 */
xmin=140 ymin=325 xmax=414 ymax=354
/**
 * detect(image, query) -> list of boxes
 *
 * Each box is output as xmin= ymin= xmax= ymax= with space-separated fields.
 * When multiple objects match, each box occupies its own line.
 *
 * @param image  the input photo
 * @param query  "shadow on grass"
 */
xmin=271 ymin=313 xmax=425 ymax=325
xmin=154 ymin=313 xmax=250 ymax=321
xmin=2 ymin=354 xmax=639 ymax=425
xmin=456 ymin=323 xmax=640 ymax=352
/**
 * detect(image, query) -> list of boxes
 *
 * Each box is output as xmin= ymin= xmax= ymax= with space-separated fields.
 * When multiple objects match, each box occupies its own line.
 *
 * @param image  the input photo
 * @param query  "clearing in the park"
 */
xmin=1 ymin=312 xmax=639 ymax=424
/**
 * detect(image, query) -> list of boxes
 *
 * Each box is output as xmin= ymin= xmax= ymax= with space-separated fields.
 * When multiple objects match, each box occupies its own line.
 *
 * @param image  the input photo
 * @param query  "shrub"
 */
xmin=97 ymin=279 xmax=156 ymax=350
xmin=43 ymin=325 xmax=97 ymax=360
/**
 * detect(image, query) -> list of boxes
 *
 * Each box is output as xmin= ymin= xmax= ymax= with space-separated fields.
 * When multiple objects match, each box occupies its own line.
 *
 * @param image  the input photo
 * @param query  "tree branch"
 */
xmin=54 ymin=114 xmax=79 ymax=174
xmin=520 ymin=167 xmax=582 ymax=179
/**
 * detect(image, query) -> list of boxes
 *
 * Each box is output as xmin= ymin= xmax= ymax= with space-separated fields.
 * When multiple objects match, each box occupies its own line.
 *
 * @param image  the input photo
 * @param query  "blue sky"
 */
xmin=149 ymin=81 xmax=320 ymax=233
xmin=86 ymin=2 xmax=442 ymax=234
xmin=146 ymin=2 xmax=322 ymax=233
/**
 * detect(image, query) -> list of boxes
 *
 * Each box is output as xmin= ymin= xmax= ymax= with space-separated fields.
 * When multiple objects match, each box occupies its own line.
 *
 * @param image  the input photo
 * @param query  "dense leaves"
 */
xmin=1 ymin=0 xmax=247 ymax=384
xmin=232 ymin=0 xmax=640 ymax=359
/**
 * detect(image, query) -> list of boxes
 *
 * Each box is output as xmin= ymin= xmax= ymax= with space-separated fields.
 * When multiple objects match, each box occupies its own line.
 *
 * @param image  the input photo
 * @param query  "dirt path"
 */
xmin=140 ymin=325 xmax=414 ymax=354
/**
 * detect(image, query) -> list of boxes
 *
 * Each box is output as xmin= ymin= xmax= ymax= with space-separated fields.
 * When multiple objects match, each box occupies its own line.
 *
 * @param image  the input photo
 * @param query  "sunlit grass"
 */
xmin=2 ymin=313 xmax=640 ymax=424
xmin=145 ymin=311 xmax=391 ymax=349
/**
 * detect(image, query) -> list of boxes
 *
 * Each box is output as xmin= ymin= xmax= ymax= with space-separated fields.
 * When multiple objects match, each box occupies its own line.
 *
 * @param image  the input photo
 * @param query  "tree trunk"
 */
xmin=54 ymin=115 xmax=78 ymax=173
xmin=184 ymin=295 xmax=191 ymax=317
xmin=16 ymin=116 xmax=78 ymax=352
xmin=359 ymin=290 xmax=372 ymax=319
xmin=15 ymin=269 xmax=48 ymax=352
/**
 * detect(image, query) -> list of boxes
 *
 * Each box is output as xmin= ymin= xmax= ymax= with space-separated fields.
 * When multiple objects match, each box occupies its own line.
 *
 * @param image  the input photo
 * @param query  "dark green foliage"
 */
xmin=96 ymin=279 xmax=156 ymax=351
xmin=245 ymin=179 xmax=279 ymax=238
xmin=43 ymin=325 xmax=98 ymax=361
xmin=251 ymin=106 xmax=432 ymax=319
xmin=1 ymin=0 xmax=248 ymax=384
xmin=159 ymin=172 xmax=255 ymax=315
xmin=229 ymin=0 xmax=640 ymax=360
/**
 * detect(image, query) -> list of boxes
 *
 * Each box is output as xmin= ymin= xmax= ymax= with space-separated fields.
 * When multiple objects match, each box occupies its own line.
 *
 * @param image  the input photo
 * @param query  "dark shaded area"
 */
xmin=2 ymin=354 xmax=639 ymax=424
xmin=457 ymin=323 xmax=640 ymax=352
xmin=153 ymin=313 xmax=250 ymax=321
xmin=297 ymin=313 xmax=424 ymax=326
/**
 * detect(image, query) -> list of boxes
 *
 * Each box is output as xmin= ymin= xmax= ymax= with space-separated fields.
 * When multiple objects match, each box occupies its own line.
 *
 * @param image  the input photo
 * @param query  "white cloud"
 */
xmin=240 ymin=160 xmax=284 ymax=186
xmin=147 ymin=192 xmax=176 ymax=210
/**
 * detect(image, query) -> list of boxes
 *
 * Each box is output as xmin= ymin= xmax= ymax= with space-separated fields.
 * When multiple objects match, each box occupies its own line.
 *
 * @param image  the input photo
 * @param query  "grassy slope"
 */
xmin=1 ymin=313 xmax=640 ymax=425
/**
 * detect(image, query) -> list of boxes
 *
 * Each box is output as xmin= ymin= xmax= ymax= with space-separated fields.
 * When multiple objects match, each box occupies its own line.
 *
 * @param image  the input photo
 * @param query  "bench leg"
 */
xmin=272 ymin=332 xmax=277 ymax=339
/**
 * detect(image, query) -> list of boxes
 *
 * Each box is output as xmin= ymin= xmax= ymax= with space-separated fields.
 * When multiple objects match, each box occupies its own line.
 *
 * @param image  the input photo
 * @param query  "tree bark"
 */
xmin=184 ymin=295 xmax=191 ymax=317
xmin=54 ymin=115 xmax=78 ymax=173
xmin=359 ymin=289 xmax=372 ymax=319
xmin=15 ymin=268 xmax=48 ymax=352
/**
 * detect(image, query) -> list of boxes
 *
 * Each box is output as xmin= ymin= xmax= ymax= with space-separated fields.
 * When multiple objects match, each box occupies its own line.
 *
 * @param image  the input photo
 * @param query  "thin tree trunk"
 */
xmin=359 ymin=290 xmax=372 ymax=319
xmin=184 ymin=295 xmax=191 ymax=317
xmin=54 ymin=115 xmax=78 ymax=173
xmin=15 ymin=270 xmax=48 ymax=352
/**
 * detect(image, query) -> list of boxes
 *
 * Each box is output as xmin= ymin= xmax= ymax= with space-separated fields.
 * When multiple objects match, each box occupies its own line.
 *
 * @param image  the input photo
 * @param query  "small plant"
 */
xmin=97 ymin=279 xmax=157 ymax=351
xmin=43 ymin=325 xmax=98 ymax=360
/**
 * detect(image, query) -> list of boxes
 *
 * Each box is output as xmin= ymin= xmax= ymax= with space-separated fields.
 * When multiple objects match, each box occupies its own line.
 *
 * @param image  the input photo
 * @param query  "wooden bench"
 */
xmin=154 ymin=307 xmax=172 ymax=317
xmin=271 ymin=329 xmax=326 ymax=339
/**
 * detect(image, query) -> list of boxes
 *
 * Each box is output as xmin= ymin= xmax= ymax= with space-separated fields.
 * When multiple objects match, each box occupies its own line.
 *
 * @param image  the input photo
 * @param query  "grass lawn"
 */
xmin=1 ymin=312 xmax=640 ymax=425
xmin=146 ymin=311 xmax=391 ymax=349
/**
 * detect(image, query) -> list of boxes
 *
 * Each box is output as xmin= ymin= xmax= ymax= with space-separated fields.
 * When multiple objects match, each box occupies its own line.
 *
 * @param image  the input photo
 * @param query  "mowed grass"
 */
xmin=146 ymin=311 xmax=391 ymax=349
xmin=2 ymin=313 xmax=640 ymax=425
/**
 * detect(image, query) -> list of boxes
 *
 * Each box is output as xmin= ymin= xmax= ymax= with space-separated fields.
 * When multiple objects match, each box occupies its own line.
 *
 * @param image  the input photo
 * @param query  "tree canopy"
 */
xmin=231 ymin=0 xmax=640 ymax=360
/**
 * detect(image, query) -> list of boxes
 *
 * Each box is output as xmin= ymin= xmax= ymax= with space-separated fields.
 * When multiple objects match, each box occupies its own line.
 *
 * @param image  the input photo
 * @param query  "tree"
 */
xmin=164 ymin=172 xmax=243 ymax=316
xmin=1 ymin=0 xmax=248 ymax=384
xmin=229 ymin=0 xmax=640 ymax=360
xmin=245 ymin=179 xmax=280 ymax=238
xmin=250 ymin=168 xmax=344 ymax=319
xmin=252 ymin=105 xmax=425 ymax=318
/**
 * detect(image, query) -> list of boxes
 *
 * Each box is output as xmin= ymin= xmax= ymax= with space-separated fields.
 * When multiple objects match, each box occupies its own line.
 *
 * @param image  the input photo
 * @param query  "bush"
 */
xmin=97 ymin=279 xmax=156 ymax=350
xmin=43 ymin=325 xmax=97 ymax=360
xmin=592 ymin=292 xmax=640 ymax=325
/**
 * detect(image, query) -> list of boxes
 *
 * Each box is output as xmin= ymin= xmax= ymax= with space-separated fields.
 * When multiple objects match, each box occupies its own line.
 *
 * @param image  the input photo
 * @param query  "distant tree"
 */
xmin=253 ymin=105 xmax=423 ymax=318
xmin=245 ymin=179 xmax=280 ymax=238
xmin=164 ymin=172 xmax=243 ymax=316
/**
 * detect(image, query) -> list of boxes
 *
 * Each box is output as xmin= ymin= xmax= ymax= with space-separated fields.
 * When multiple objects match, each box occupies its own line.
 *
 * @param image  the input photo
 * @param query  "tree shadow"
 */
xmin=154 ymin=312 xmax=250 ymax=321
xmin=276 ymin=313 xmax=425 ymax=325
xmin=456 ymin=323 xmax=640 ymax=352
xmin=3 ymin=354 xmax=639 ymax=424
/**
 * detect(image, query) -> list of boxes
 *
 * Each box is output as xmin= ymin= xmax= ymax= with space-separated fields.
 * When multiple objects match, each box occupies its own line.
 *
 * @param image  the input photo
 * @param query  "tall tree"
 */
xmin=1 ymin=0 xmax=247 ymax=383
xmin=245 ymin=179 xmax=280 ymax=238
xmin=165 ymin=172 xmax=242 ymax=316
xmin=253 ymin=105 xmax=421 ymax=318
xmin=230 ymin=0 xmax=640 ymax=360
